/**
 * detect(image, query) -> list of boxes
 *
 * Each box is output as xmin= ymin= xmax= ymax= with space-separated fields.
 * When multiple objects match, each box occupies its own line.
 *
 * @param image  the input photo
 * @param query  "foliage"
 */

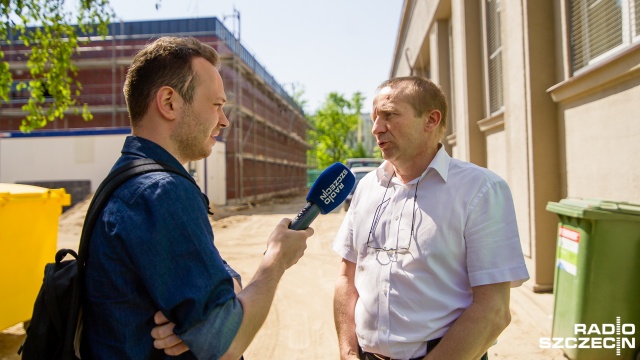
xmin=288 ymin=81 xmax=307 ymax=111
xmin=372 ymin=145 xmax=382 ymax=159
xmin=345 ymin=91 xmax=375 ymax=159
xmin=349 ymin=142 xmax=368 ymax=158
xmin=0 ymin=0 xmax=113 ymax=132
xmin=308 ymin=92 xmax=364 ymax=169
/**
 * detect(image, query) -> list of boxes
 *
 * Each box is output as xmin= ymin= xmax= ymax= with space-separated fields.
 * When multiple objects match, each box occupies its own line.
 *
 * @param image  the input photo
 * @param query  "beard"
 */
xmin=171 ymin=103 xmax=213 ymax=162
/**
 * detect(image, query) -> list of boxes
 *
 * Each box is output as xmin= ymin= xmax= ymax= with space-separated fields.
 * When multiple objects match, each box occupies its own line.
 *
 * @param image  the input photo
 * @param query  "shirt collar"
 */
xmin=375 ymin=144 xmax=451 ymax=186
xmin=120 ymin=135 xmax=186 ymax=172
xmin=429 ymin=144 xmax=450 ymax=182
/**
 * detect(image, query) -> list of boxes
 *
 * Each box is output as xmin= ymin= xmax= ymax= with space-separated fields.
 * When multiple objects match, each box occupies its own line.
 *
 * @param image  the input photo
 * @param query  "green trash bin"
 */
xmin=546 ymin=198 xmax=640 ymax=360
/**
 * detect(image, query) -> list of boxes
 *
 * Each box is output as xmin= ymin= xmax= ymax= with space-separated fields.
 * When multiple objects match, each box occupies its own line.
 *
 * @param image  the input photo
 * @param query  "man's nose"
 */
xmin=220 ymin=110 xmax=230 ymax=128
xmin=372 ymin=117 xmax=385 ymax=135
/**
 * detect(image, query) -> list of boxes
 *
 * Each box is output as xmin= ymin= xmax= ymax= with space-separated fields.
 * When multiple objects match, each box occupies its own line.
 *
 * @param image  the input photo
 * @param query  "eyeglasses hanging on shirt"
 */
xmin=366 ymin=171 xmax=420 ymax=255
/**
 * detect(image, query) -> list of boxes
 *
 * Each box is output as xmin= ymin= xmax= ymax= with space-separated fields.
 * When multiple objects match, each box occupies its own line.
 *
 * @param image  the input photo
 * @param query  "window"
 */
xmin=9 ymin=81 xmax=29 ymax=102
xmin=484 ymin=0 xmax=504 ymax=114
xmin=448 ymin=20 xmax=456 ymax=134
xmin=636 ymin=0 xmax=640 ymax=35
xmin=570 ymin=0 xmax=640 ymax=72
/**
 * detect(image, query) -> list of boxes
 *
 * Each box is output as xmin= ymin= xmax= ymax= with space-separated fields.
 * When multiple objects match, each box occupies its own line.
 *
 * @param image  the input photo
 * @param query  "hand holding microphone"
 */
xmin=263 ymin=162 xmax=355 ymax=259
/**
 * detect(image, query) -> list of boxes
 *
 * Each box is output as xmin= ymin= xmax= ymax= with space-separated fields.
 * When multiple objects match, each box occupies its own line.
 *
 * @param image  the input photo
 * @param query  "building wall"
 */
xmin=0 ymin=129 xmax=228 ymax=206
xmin=218 ymin=51 xmax=309 ymax=203
xmin=0 ymin=18 xmax=309 ymax=205
xmin=554 ymin=68 xmax=640 ymax=203
xmin=501 ymin=0 xmax=561 ymax=291
xmin=0 ymin=130 xmax=127 ymax=189
xmin=0 ymin=129 xmax=128 ymax=208
xmin=483 ymin=123 xmax=507 ymax=181
xmin=391 ymin=0 xmax=640 ymax=291
xmin=202 ymin=141 xmax=227 ymax=206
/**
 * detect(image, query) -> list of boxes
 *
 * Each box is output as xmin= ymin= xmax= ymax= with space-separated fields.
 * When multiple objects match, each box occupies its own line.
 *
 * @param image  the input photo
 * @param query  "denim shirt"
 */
xmin=82 ymin=136 xmax=242 ymax=359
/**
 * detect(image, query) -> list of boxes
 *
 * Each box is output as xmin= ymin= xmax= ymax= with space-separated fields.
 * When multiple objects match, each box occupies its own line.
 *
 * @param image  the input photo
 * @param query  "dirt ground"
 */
xmin=1 ymin=193 xmax=566 ymax=359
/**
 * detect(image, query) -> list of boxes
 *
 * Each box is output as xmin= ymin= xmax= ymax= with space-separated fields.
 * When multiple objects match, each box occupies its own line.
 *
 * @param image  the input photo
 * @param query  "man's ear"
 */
xmin=156 ymin=86 xmax=181 ymax=120
xmin=424 ymin=110 xmax=442 ymax=132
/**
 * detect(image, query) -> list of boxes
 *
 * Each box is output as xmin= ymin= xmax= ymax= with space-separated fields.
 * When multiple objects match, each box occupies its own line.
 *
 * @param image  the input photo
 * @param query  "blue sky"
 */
xmin=107 ymin=0 xmax=403 ymax=114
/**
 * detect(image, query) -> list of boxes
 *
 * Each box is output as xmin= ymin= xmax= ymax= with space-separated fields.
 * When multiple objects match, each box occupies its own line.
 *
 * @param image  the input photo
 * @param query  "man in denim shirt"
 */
xmin=82 ymin=37 xmax=313 ymax=359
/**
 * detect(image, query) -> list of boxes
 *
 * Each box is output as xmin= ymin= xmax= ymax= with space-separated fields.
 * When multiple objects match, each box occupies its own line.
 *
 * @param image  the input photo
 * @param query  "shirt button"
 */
xmin=395 ymin=216 xmax=399 ymax=221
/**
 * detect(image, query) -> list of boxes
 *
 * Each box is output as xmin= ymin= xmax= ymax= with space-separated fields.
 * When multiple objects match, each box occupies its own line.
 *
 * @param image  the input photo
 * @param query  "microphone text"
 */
xmin=320 ymin=169 xmax=348 ymax=204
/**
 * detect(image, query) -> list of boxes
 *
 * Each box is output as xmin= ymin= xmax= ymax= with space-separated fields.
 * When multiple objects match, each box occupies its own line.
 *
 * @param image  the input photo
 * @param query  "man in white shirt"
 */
xmin=333 ymin=76 xmax=529 ymax=360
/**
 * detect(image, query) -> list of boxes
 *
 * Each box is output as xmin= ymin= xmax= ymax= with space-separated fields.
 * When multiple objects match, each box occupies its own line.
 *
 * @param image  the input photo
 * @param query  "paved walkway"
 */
xmin=0 ymin=196 xmax=571 ymax=359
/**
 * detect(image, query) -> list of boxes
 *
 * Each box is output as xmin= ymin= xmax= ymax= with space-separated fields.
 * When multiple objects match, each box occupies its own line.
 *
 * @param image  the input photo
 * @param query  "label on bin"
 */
xmin=559 ymin=227 xmax=580 ymax=242
xmin=557 ymin=226 xmax=580 ymax=276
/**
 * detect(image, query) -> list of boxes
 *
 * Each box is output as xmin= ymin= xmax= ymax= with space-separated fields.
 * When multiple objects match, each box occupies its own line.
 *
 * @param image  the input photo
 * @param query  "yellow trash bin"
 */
xmin=0 ymin=183 xmax=70 ymax=330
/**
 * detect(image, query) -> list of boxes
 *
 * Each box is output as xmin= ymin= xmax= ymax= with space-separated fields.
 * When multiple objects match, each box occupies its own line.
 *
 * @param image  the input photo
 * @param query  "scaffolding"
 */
xmin=0 ymin=17 xmax=311 ymax=204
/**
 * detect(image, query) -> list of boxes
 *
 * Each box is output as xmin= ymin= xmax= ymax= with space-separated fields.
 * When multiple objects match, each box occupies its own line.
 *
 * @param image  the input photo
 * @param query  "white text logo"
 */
xmin=319 ymin=169 xmax=347 ymax=204
xmin=540 ymin=317 xmax=635 ymax=356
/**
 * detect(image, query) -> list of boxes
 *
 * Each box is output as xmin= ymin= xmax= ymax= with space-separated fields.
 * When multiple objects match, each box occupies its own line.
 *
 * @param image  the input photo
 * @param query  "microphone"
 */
xmin=289 ymin=162 xmax=356 ymax=230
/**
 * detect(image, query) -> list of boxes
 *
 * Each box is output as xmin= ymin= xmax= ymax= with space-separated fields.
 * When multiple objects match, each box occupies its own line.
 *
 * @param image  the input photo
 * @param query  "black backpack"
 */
xmin=19 ymin=158 xmax=203 ymax=359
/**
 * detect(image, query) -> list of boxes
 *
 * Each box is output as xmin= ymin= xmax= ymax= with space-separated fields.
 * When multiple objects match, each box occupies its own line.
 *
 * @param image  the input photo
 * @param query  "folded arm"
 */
xmin=152 ymin=218 xmax=313 ymax=359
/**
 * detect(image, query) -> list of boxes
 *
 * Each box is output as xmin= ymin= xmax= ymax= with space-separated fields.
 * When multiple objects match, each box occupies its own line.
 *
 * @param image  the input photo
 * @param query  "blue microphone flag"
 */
xmin=289 ymin=162 xmax=356 ymax=230
xmin=307 ymin=162 xmax=356 ymax=214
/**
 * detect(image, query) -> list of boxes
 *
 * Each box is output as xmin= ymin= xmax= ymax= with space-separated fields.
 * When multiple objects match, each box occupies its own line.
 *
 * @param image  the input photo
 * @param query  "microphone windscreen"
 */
xmin=307 ymin=162 xmax=356 ymax=214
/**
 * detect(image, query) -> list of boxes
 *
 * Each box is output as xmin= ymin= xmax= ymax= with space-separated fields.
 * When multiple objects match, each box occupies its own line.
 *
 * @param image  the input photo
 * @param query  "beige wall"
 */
xmin=548 ymin=41 xmax=640 ymax=204
xmin=0 ymin=134 xmax=127 ymax=189
xmin=0 ymin=132 xmax=228 ymax=205
xmin=499 ymin=0 xmax=534 ymax=264
xmin=557 ymin=76 xmax=640 ymax=203
xmin=483 ymin=125 xmax=507 ymax=180
xmin=390 ymin=0 xmax=640 ymax=292
xmin=502 ymin=0 xmax=562 ymax=291
xmin=450 ymin=0 xmax=486 ymax=166
xmin=205 ymin=142 xmax=227 ymax=206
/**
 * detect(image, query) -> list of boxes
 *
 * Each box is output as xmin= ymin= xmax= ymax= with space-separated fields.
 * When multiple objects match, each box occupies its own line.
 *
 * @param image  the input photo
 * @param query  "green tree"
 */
xmin=0 ymin=0 xmax=112 ymax=132
xmin=288 ymin=82 xmax=307 ymax=111
xmin=308 ymin=92 xmax=364 ymax=168
xmin=346 ymin=91 xmax=368 ymax=158
xmin=349 ymin=142 xmax=368 ymax=158
xmin=372 ymin=145 xmax=382 ymax=159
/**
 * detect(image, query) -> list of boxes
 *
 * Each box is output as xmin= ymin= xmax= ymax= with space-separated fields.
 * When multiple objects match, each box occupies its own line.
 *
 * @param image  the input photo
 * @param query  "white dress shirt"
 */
xmin=333 ymin=146 xmax=530 ymax=359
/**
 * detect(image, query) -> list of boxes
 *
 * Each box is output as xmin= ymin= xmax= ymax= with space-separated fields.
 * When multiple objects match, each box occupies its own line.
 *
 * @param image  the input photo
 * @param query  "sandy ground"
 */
xmin=1 ymin=193 xmax=566 ymax=359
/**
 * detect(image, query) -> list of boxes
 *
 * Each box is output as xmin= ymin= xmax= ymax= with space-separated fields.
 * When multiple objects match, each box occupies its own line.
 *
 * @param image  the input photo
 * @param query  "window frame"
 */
xmin=570 ymin=0 xmax=640 ymax=74
xmin=481 ymin=0 xmax=504 ymax=117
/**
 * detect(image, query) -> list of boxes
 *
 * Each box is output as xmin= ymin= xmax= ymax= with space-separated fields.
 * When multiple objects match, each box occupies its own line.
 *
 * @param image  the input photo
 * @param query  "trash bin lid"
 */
xmin=546 ymin=197 xmax=640 ymax=219
xmin=0 ymin=183 xmax=70 ymax=205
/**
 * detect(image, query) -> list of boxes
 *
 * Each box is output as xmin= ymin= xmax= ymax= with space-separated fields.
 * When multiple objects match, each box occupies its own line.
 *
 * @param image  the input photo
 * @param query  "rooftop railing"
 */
xmin=1 ymin=17 xmax=305 ymax=115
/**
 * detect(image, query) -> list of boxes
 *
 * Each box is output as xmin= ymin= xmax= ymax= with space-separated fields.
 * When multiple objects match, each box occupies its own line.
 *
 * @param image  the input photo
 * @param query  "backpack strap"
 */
xmin=63 ymin=158 xmax=198 ymax=358
xmin=76 ymin=158 xmax=194 ymax=265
